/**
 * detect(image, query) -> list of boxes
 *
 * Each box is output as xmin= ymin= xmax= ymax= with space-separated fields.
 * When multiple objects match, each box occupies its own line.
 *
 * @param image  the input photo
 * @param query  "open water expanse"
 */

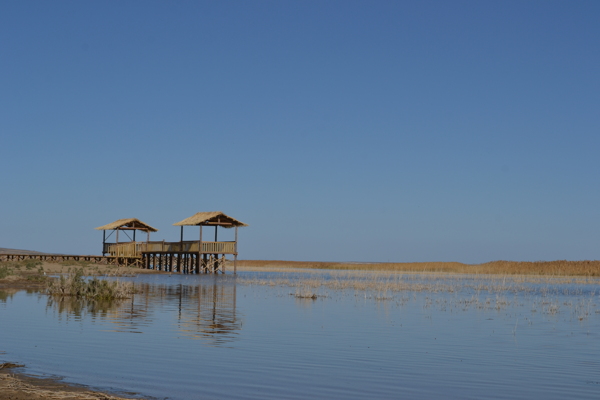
xmin=1 ymin=270 xmax=600 ymax=399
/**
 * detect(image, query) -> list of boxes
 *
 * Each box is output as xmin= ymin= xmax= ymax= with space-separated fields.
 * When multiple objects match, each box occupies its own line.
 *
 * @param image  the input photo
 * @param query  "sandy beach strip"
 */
xmin=0 ymin=364 xmax=141 ymax=400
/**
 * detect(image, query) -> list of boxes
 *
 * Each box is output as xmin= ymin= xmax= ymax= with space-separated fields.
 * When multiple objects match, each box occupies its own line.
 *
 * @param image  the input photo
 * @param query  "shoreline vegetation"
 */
xmin=2 ymin=257 xmax=600 ymax=284
xmin=1 ymin=256 xmax=599 ymax=399
xmin=236 ymin=259 xmax=600 ymax=276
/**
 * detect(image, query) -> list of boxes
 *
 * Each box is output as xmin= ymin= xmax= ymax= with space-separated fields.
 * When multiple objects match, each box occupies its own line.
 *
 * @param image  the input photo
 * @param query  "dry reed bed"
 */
xmin=238 ymin=269 xmax=600 ymax=295
xmin=237 ymin=269 xmax=600 ymax=320
xmin=236 ymin=260 xmax=600 ymax=277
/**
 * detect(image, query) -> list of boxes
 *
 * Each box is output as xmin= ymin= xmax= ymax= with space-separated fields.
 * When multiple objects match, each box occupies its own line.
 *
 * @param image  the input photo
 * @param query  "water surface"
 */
xmin=1 ymin=272 xmax=599 ymax=399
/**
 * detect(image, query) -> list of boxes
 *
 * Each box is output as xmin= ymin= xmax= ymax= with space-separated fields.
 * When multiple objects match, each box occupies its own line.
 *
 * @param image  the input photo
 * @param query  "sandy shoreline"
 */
xmin=0 ymin=364 xmax=141 ymax=400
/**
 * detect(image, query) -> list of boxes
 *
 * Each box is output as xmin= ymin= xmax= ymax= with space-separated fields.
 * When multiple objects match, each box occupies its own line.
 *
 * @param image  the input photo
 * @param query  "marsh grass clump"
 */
xmin=0 ymin=261 xmax=22 ymax=277
xmin=293 ymin=286 xmax=321 ymax=299
xmin=60 ymin=259 xmax=92 ymax=268
xmin=294 ymin=291 xmax=317 ymax=299
xmin=47 ymin=268 xmax=135 ymax=300
xmin=26 ymin=274 xmax=48 ymax=283
xmin=22 ymin=259 xmax=42 ymax=270
xmin=0 ymin=264 xmax=12 ymax=279
xmin=0 ymin=260 xmax=46 ymax=279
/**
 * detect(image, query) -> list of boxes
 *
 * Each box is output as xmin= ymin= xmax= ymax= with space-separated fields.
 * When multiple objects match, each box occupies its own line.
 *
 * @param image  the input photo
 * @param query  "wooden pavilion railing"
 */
xmin=104 ymin=241 xmax=236 ymax=258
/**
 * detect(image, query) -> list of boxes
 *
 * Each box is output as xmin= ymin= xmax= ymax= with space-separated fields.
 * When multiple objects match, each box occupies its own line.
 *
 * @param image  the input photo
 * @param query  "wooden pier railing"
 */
xmin=104 ymin=241 xmax=236 ymax=258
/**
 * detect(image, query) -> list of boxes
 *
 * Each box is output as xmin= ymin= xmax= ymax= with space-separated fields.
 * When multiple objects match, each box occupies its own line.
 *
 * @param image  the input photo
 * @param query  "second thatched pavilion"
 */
xmin=172 ymin=211 xmax=248 ymax=274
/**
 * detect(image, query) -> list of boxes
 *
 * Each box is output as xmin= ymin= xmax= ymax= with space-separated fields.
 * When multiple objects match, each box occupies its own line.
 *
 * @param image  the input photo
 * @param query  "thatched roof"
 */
xmin=95 ymin=218 xmax=158 ymax=232
xmin=173 ymin=211 xmax=248 ymax=228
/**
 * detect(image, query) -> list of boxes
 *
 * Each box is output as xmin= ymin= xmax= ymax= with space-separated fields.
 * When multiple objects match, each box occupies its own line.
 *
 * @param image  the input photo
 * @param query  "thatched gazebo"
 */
xmin=95 ymin=218 xmax=158 ymax=257
xmin=173 ymin=211 xmax=248 ymax=273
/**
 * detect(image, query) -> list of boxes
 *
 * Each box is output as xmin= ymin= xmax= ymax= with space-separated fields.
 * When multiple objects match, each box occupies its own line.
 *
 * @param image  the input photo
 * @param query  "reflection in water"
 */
xmin=45 ymin=277 xmax=241 ymax=346
xmin=46 ymin=296 xmax=127 ymax=320
xmin=1 ymin=289 xmax=37 ymax=303
xmin=0 ymin=290 xmax=15 ymax=302
xmin=175 ymin=282 xmax=238 ymax=344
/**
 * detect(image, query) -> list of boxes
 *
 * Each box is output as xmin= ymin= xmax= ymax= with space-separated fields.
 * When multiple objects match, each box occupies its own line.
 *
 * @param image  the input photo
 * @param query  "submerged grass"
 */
xmin=240 ymin=269 xmax=600 ymax=322
xmin=237 ymin=260 xmax=600 ymax=277
xmin=46 ymin=268 xmax=135 ymax=300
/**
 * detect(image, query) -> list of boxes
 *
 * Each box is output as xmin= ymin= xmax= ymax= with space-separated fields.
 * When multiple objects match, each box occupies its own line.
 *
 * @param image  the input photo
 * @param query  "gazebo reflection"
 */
xmin=46 ymin=277 xmax=242 ymax=346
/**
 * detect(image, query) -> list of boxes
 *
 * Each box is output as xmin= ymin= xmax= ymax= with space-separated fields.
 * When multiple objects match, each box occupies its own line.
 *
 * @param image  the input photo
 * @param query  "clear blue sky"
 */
xmin=1 ymin=1 xmax=599 ymax=263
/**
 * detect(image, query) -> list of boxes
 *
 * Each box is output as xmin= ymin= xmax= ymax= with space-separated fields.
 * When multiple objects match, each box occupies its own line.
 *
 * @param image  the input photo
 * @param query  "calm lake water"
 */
xmin=1 ymin=271 xmax=600 ymax=399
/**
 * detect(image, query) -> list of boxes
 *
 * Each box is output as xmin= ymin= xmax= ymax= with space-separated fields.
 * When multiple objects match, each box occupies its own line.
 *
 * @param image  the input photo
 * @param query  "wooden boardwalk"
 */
xmin=0 ymin=253 xmax=132 ymax=265
xmin=0 ymin=252 xmax=227 ymax=273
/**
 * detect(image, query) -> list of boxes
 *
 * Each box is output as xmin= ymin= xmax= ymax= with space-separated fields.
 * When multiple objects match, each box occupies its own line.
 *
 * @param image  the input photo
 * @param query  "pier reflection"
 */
xmin=45 ymin=277 xmax=241 ymax=346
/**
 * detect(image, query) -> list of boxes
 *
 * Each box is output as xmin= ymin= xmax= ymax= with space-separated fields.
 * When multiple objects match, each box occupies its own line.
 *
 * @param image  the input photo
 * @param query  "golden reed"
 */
xmin=236 ymin=260 xmax=600 ymax=277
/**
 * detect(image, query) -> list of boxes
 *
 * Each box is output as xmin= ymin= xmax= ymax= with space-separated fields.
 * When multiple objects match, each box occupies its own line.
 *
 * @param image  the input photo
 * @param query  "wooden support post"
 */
xmin=234 ymin=226 xmax=238 ymax=275
xmin=133 ymin=229 xmax=136 ymax=242
xmin=102 ymin=230 xmax=106 ymax=255
xmin=214 ymin=225 xmax=218 ymax=242
xmin=198 ymin=225 xmax=203 ymax=272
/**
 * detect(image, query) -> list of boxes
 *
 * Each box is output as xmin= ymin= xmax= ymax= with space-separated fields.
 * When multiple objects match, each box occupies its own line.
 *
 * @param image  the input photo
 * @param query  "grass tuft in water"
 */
xmin=293 ymin=286 xmax=321 ymax=299
xmin=47 ymin=268 xmax=135 ymax=300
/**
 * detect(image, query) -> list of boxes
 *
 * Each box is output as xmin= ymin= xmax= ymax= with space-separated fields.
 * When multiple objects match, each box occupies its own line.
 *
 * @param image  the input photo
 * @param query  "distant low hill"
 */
xmin=0 ymin=248 xmax=54 ymax=255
